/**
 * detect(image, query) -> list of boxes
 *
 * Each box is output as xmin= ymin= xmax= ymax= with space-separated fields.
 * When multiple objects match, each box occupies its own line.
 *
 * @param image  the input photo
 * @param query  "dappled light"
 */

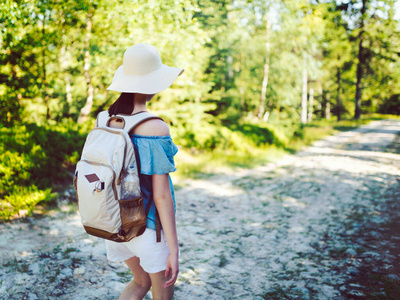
xmin=181 ymin=178 xmax=245 ymax=197
xmin=281 ymin=196 xmax=307 ymax=208
xmin=1 ymin=0 xmax=400 ymax=298
xmin=2 ymin=0 xmax=400 ymax=220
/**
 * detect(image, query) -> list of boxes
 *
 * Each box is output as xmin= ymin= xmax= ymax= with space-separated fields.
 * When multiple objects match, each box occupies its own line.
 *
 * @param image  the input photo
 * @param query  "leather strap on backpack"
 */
xmin=96 ymin=111 xmax=163 ymax=133
xmin=148 ymin=190 xmax=162 ymax=243
xmin=155 ymin=209 xmax=161 ymax=243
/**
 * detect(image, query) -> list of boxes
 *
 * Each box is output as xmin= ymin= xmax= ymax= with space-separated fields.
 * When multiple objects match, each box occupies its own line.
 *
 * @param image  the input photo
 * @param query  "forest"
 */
xmin=1 ymin=0 xmax=400 ymax=220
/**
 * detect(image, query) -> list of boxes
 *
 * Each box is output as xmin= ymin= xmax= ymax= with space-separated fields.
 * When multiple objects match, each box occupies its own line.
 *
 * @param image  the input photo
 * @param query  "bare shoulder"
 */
xmin=132 ymin=118 xmax=170 ymax=136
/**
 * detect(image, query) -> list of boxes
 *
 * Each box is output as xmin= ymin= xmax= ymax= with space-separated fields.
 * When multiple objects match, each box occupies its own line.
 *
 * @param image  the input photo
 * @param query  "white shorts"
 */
xmin=105 ymin=228 xmax=170 ymax=274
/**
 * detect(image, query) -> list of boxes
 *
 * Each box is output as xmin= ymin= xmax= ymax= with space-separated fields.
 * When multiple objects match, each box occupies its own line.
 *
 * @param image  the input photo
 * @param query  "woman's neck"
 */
xmin=132 ymin=103 xmax=147 ymax=114
xmin=131 ymin=93 xmax=155 ymax=114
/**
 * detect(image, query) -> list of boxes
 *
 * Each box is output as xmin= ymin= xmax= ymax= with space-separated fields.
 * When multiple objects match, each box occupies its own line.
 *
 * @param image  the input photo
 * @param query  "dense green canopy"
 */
xmin=1 ymin=0 xmax=399 ymax=126
xmin=1 ymin=0 xmax=400 ymax=219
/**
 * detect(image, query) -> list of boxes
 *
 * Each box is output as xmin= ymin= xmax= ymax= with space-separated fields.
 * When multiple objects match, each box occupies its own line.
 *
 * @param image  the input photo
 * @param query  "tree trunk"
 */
xmin=258 ymin=16 xmax=271 ymax=119
xmin=354 ymin=0 xmax=367 ymax=120
xmin=301 ymin=68 xmax=308 ymax=124
xmin=41 ymin=20 xmax=50 ymax=120
xmin=66 ymin=76 xmax=72 ymax=105
xmin=239 ymin=53 xmax=245 ymax=112
xmin=317 ymin=85 xmax=323 ymax=117
xmin=226 ymin=9 xmax=233 ymax=81
xmin=227 ymin=55 xmax=233 ymax=79
xmin=336 ymin=68 xmax=341 ymax=121
xmin=78 ymin=9 xmax=94 ymax=124
xmin=354 ymin=43 xmax=363 ymax=120
xmin=326 ymin=93 xmax=331 ymax=120
xmin=308 ymin=87 xmax=314 ymax=123
xmin=60 ymin=45 xmax=73 ymax=112
xmin=240 ymin=86 xmax=245 ymax=111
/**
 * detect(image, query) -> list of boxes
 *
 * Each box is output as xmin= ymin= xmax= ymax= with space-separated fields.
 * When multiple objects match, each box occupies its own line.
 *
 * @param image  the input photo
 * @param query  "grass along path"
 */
xmin=0 ymin=119 xmax=399 ymax=299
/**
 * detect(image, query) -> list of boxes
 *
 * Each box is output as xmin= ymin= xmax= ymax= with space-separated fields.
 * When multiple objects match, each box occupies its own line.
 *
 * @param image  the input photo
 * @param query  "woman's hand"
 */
xmin=163 ymin=252 xmax=179 ymax=288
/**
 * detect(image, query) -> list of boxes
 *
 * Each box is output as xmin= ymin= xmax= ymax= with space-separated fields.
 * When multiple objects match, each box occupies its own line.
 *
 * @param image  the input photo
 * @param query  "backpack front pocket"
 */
xmin=77 ymin=160 xmax=120 ymax=233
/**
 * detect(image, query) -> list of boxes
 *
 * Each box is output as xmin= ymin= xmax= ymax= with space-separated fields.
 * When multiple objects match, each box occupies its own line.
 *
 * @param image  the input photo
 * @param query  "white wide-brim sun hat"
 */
xmin=107 ymin=43 xmax=184 ymax=94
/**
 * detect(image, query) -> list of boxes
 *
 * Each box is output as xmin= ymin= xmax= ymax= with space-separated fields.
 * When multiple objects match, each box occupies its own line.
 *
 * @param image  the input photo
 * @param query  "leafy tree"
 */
xmin=321 ymin=2 xmax=354 ymax=120
xmin=334 ymin=0 xmax=400 ymax=119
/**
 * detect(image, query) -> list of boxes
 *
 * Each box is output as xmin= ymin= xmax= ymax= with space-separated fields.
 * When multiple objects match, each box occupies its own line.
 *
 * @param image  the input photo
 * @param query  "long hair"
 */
xmin=108 ymin=93 xmax=135 ymax=116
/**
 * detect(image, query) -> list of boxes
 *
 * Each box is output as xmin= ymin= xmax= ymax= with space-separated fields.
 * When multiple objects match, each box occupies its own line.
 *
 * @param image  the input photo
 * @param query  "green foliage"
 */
xmin=0 ymin=123 xmax=86 ymax=189
xmin=173 ymin=115 xmax=287 ymax=154
xmin=379 ymin=94 xmax=400 ymax=115
xmin=0 ymin=123 xmax=87 ymax=220
xmin=174 ymin=116 xmax=383 ymax=178
xmin=2 ymin=0 xmax=399 ymax=126
xmin=0 ymin=186 xmax=56 ymax=221
xmin=1 ymin=0 xmax=399 ymax=219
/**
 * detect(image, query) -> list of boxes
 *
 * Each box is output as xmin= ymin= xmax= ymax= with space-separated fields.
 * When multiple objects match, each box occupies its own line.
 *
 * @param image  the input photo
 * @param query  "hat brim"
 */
xmin=107 ymin=64 xmax=184 ymax=94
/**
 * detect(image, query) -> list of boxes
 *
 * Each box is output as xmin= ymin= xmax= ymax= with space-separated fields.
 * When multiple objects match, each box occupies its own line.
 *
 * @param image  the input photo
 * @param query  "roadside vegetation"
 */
xmin=1 ymin=1 xmax=399 ymax=220
xmin=2 ymin=114 xmax=398 ymax=221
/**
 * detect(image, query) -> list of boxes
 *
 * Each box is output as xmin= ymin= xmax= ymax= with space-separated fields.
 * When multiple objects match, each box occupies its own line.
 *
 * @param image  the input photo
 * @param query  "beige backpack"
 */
xmin=74 ymin=111 xmax=161 ymax=242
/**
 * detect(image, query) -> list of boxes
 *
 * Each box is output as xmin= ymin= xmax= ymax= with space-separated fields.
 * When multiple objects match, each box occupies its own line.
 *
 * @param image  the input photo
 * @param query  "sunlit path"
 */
xmin=173 ymin=119 xmax=400 ymax=299
xmin=1 ymin=120 xmax=399 ymax=299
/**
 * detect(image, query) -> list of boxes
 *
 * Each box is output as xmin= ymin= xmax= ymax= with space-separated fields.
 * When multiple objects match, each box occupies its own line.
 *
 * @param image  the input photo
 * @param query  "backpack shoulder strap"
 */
xmin=119 ymin=112 xmax=164 ymax=134
xmin=95 ymin=111 xmax=163 ymax=133
xmin=96 ymin=111 xmax=109 ymax=128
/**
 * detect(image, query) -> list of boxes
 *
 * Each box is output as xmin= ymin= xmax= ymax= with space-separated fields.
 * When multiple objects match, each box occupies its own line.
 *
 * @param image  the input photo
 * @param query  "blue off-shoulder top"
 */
xmin=130 ymin=134 xmax=178 ymax=231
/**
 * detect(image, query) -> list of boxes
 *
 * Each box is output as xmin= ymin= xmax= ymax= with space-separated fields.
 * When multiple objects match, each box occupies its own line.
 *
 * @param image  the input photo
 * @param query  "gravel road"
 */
xmin=1 ymin=119 xmax=399 ymax=300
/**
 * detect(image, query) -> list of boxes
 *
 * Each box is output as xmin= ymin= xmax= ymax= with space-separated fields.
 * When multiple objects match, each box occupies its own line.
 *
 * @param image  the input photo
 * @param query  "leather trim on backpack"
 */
xmin=73 ymin=171 xmax=79 ymax=202
xmin=83 ymin=225 xmax=125 ymax=242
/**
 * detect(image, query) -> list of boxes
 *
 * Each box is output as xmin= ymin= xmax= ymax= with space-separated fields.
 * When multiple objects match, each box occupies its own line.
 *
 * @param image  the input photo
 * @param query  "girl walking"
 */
xmin=104 ymin=43 xmax=183 ymax=300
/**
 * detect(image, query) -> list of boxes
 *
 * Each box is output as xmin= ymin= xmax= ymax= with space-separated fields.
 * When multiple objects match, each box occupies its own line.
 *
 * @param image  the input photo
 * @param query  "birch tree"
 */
xmin=301 ymin=67 xmax=308 ymax=124
xmin=308 ymin=87 xmax=314 ymax=122
xmin=77 ymin=5 xmax=94 ymax=124
xmin=258 ymin=15 xmax=272 ymax=120
xmin=354 ymin=0 xmax=368 ymax=120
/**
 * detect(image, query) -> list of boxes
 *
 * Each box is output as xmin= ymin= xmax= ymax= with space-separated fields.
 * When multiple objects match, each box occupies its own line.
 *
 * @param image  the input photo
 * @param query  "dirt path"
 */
xmin=1 ymin=120 xmax=400 ymax=300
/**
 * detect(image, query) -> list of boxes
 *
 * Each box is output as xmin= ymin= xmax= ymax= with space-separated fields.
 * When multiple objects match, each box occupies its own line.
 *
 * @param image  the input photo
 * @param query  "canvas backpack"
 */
xmin=74 ymin=111 xmax=162 ymax=243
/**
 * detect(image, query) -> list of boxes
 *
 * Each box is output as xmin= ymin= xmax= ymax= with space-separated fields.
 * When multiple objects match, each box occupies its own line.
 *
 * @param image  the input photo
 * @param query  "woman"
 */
xmin=104 ymin=44 xmax=184 ymax=300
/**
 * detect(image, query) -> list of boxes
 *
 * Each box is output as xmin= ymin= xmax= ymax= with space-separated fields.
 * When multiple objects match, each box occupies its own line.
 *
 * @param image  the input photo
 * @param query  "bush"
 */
xmin=0 ymin=186 xmax=57 ymax=220
xmin=0 ymin=122 xmax=87 ymax=220
xmin=174 ymin=118 xmax=288 ymax=153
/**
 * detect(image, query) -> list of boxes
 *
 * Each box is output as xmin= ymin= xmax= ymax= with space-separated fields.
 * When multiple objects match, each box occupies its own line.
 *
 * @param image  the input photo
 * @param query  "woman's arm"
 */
xmin=152 ymin=174 xmax=179 ymax=287
xmin=134 ymin=118 xmax=179 ymax=287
